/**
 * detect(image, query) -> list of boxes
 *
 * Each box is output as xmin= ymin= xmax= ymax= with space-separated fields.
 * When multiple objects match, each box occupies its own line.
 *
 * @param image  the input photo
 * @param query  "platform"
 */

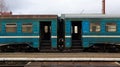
xmin=0 ymin=53 xmax=119 ymax=61
xmin=0 ymin=58 xmax=120 ymax=61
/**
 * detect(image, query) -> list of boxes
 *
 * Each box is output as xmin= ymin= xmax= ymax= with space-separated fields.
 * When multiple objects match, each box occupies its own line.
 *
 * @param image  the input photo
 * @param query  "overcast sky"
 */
xmin=5 ymin=0 xmax=120 ymax=15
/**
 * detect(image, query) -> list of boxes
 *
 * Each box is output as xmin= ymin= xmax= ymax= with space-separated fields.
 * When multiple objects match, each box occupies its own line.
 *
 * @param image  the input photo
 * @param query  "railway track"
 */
xmin=24 ymin=62 xmax=120 ymax=67
xmin=0 ymin=61 xmax=119 ymax=67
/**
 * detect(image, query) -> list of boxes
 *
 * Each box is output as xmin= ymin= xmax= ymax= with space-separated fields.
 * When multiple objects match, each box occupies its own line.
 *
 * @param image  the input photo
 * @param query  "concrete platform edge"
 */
xmin=0 ymin=58 xmax=120 ymax=61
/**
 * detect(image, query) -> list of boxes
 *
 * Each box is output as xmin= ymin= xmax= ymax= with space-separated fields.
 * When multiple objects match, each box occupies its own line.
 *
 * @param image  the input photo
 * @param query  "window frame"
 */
xmin=90 ymin=22 xmax=101 ymax=32
xmin=106 ymin=23 xmax=117 ymax=32
xmin=5 ymin=23 xmax=17 ymax=33
xmin=74 ymin=26 xmax=78 ymax=34
xmin=22 ymin=23 xmax=33 ymax=33
xmin=44 ymin=25 xmax=48 ymax=33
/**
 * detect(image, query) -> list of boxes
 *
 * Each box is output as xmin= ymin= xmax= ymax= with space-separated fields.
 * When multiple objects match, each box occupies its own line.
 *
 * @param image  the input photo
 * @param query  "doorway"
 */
xmin=71 ymin=21 xmax=82 ymax=50
xmin=40 ymin=21 xmax=51 ymax=50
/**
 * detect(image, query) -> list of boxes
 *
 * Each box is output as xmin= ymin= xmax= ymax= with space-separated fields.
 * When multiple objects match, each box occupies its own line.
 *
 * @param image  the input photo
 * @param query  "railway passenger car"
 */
xmin=62 ymin=14 xmax=120 ymax=52
xmin=0 ymin=14 xmax=120 ymax=52
xmin=0 ymin=15 xmax=58 ymax=51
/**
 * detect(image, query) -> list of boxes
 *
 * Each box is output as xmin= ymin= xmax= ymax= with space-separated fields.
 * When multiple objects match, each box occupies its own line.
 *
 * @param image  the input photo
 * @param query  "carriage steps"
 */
xmin=71 ymin=40 xmax=83 ymax=51
xmin=40 ymin=40 xmax=51 ymax=50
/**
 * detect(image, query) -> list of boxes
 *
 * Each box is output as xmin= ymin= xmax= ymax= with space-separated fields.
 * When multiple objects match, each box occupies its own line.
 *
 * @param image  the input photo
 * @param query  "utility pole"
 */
xmin=102 ymin=0 xmax=105 ymax=14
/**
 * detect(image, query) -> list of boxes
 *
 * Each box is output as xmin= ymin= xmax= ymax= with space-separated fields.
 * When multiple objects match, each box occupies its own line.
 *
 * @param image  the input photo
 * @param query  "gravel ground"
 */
xmin=24 ymin=62 xmax=120 ymax=67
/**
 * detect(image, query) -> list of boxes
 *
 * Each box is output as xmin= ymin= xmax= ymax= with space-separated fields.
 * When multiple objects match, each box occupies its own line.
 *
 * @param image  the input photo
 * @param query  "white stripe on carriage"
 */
xmin=82 ymin=35 xmax=120 ymax=38
xmin=0 ymin=36 xmax=58 ymax=38
xmin=51 ymin=36 xmax=57 ymax=38
xmin=0 ymin=36 xmax=40 ymax=38
xmin=65 ymin=36 xmax=71 ymax=38
xmin=2 ymin=35 xmax=120 ymax=38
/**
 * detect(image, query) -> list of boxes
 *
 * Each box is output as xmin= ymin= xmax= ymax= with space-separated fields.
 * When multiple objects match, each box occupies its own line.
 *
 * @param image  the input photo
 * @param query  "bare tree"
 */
xmin=0 ymin=0 xmax=12 ymax=15
xmin=0 ymin=0 xmax=8 ymax=12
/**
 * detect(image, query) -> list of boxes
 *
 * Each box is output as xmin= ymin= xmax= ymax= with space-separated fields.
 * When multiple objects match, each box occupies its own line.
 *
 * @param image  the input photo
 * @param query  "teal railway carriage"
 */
xmin=0 ymin=14 xmax=120 ymax=52
xmin=62 ymin=14 xmax=120 ymax=51
xmin=0 ymin=15 xmax=57 ymax=51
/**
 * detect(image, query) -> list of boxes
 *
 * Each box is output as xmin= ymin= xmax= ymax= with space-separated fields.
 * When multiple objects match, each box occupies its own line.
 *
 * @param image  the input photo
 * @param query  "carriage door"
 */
xmin=40 ymin=21 xmax=51 ymax=50
xmin=71 ymin=21 xmax=82 ymax=50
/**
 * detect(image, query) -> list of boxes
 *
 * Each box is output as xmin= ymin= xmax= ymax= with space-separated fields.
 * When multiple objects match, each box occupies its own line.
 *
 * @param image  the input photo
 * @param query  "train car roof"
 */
xmin=0 ymin=15 xmax=57 ymax=19
xmin=61 ymin=14 xmax=120 ymax=19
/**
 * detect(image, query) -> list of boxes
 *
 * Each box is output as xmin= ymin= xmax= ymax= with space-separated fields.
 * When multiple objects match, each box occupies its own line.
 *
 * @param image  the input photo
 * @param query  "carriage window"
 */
xmin=22 ymin=23 xmax=32 ymax=33
xmin=44 ymin=26 xmax=48 ymax=33
xmin=6 ymin=24 xmax=17 ymax=32
xmin=74 ymin=26 xmax=78 ymax=33
xmin=90 ymin=23 xmax=100 ymax=32
xmin=106 ymin=23 xmax=116 ymax=32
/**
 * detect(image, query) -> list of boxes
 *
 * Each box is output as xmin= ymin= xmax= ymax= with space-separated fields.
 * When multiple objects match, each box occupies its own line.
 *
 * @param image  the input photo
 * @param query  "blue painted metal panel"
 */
xmin=0 ymin=19 xmax=39 ymax=48
xmin=0 ymin=38 xmax=39 ymax=48
xmin=65 ymin=38 xmax=71 ymax=48
xmin=2 ymin=22 xmax=6 ymax=33
xmin=51 ymin=38 xmax=57 ymax=48
xmin=32 ymin=22 xmax=39 ymax=48
xmin=82 ymin=19 xmax=120 ymax=48
xmin=82 ymin=41 xmax=89 ymax=48
xmin=117 ymin=21 xmax=120 ymax=32
xmin=82 ymin=20 xmax=90 ymax=34
xmin=51 ymin=20 xmax=57 ymax=48
xmin=65 ymin=20 xmax=71 ymax=48
xmin=17 ymin=22 xmax=22 ymax=33
xmin=32 ymin=38 xmax=39 ymax=48
xmin=82 ymin=20 xmax=90 ymax=47
xmin=101 ymin=21 xmax=106 ymax=33
xmin=83 ymin=37 xmax=120 ymax=46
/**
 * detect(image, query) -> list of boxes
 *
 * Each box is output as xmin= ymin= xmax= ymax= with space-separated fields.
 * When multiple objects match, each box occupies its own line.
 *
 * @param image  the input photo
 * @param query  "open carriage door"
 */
xmin=40 ymin=21 xmax=51 ymax=50
xmin=71 ymin=21 xmax=82 ymax=50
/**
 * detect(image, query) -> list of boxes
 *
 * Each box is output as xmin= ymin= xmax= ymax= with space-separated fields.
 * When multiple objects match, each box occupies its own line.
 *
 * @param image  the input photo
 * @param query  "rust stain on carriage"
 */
xmin=0 ymin=15 xmax=58 ymax=19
